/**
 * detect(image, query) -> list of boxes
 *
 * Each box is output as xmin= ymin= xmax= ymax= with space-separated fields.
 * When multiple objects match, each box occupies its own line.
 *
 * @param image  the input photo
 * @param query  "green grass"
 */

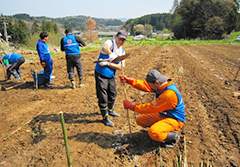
xmin=23 ymin=31 xmax=240 ymax=53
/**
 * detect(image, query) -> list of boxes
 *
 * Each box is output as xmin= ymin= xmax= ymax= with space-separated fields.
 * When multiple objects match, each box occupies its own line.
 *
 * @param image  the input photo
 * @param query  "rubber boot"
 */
xmin=101 ymin=109 xmax=114 ymax=127
xmin=79 ymin=77 xmax=84 ymax=88
xmin=43 ymin=78 xmax=52 ymax=88
xmin=108 ymin=101 xmax=120 ymax=117
xmin=13 ymin=72 xmax=20 ymax=80
xmin=163 ymin=132 xmax=179 ymax=149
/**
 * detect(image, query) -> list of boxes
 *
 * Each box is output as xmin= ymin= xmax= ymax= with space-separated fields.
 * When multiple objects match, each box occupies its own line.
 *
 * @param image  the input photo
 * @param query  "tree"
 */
xmin=9 ymin=20 xmax=29 ymax=44
xmin=145 ymin=24 xmax=153 ymax=37
xmin=170 ymin=0 xmax=239 ymax=39
xmin=53 ymin=23 xmax=59 ymax=34
xmin=133 ymin=24 xmax=145 ymax=35
xmin=205 ymin=16 xmax=224 ymax=39
xmin=84 ymin=18 xmax=98 ymax=43
xmin=45 ymin=21 xmax=54 ymax=33
xmin=31 ymin=21 xmax=40 ymax=35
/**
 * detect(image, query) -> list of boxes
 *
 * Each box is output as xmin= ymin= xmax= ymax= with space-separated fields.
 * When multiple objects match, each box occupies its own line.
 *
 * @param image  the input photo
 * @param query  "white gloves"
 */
xmin=109 ymin=53 xmax=118 ymax=62
xmin=99 ymin=61 xmax=109 ymax=66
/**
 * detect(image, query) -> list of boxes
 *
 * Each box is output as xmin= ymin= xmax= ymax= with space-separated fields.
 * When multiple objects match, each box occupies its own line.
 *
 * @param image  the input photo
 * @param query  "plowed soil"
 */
xmin=0 ymin=44 xmax=240 ymax=167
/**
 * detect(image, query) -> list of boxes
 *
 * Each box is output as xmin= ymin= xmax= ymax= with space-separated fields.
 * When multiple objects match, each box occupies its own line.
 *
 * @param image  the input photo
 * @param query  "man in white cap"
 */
xmin=119 ymin=69 xmax=185 ymax=148
xmin=94 ymin=30 xmax=128 ymax=127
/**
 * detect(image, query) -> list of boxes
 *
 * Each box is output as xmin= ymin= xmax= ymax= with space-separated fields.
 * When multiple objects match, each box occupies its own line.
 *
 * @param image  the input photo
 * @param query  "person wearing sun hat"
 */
xmin=119 ymin=69 xmax=185 ymax=148
xmin=94 ymin=30 xmax=128 ymax=127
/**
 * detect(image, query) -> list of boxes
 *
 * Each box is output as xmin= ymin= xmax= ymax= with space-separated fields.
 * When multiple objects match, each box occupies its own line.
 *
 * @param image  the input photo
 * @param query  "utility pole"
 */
xmin=0 ymin=16 xmax=8 ymax=43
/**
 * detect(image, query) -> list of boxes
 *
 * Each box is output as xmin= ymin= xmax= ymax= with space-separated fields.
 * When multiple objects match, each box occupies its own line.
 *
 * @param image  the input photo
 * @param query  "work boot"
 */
xmin=109 ymin=109 xmax=120 ymax=117
xmin=18 ymin=70 xmax=22 ymax=79
xmin=162 ymin=132 xmax=179 ymax=149
xmin=79 ymin=77 xmax=84 ymax=88
xmin=13 ymin=72 xmax=20 ymax=80
xmin=102 ymin=115 xmax=114 ymax=127
xmin=43 ymin=78 xmax=52 ymax=88
xmin=48 ymin=79 xmax=55 ymax=85
xmin=71 ymin=81 xmax=76 ymax=89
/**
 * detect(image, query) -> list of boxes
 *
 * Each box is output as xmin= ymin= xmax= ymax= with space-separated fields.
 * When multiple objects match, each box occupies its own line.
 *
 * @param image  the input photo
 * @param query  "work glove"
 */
xmin=6 ymin=65 xmax=10 ymax=70
xmin=109 ymin=53 xmax=118 ymax=62
xmin=119 ymin=75 xmax=134 ymax=85
xmin=123 ymin=100 xmax=135 ymax=111
xmin=99 ymin=61 xmax=109 ymax=66
xmin=41 ymin=62 xmax=46 ymax=68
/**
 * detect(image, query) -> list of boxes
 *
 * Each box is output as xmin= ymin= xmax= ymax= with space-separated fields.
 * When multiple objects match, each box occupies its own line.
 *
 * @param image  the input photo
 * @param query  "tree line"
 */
xmin=169 ymin=0 xmax=240 ymax=39
xmin=1 ymin=0 xmax=240 ymax=44
xmin=122 ymin=13 xmax=170 ymax=36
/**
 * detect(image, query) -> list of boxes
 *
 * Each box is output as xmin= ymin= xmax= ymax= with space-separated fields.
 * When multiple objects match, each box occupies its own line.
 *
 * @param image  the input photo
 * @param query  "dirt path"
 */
xmin=0 ymin=45 xmax=239 ymax=167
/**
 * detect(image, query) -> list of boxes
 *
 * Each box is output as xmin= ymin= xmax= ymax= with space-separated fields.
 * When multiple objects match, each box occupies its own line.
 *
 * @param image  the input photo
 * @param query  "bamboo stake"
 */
xmin=60 ymin=111 xmax=72 ymax=167
xmin=159 ymin=146 xmax=163 ymax=167
xmin=121 ymin=61 xmax=132 ymax=138
xmin=184 ymin=135 xmax=188 ymax=167
xmin=4 ymin=109 xmax=45 ymax=141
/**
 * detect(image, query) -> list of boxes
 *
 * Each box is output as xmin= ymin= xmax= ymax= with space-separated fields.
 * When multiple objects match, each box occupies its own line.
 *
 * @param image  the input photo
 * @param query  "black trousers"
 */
xmin=95 ymin=71 xmax=117 ymax=110
xmin=66 ymin=54 xmax=83 ymax=79
xmin=7 ymin=57 xmax=25 ymax=77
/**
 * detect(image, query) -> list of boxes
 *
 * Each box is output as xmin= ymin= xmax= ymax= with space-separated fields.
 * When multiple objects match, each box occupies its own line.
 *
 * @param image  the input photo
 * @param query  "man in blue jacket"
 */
xmin=61 ymin=28 xmax=86 ymax=89
xmin=94 ymin=30 xmax=128 ymax=126
xmin=36 ymin=32 xmax=54 ymax=88
xmin=1 ymin=53 xmax=25 ymax=80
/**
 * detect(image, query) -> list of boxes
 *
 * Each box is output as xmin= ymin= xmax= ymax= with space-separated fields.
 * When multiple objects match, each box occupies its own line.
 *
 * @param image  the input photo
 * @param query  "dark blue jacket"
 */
xmin=62 ymin=34 xmax=80 ymax=55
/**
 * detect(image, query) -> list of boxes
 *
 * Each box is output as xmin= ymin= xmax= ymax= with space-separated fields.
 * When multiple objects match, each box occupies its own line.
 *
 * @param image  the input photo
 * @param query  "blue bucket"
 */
xmin=32 ymin=71 xmax=44 ymax=85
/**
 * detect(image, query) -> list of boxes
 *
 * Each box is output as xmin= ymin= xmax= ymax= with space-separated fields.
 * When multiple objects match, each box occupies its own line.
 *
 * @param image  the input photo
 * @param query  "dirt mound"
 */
xmin=0 ymin=45 xmax=240 ymax=166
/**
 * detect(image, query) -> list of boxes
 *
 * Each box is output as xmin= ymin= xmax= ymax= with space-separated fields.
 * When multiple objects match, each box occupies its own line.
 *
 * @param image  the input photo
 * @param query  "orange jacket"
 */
xmin=130 ymin=79 xmax=178 ymax=115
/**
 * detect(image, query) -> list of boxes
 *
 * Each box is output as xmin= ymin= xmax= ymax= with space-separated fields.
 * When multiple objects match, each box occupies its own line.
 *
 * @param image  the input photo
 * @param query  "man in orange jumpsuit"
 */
xmin=119 ymin=69 xmax=185 ymax=148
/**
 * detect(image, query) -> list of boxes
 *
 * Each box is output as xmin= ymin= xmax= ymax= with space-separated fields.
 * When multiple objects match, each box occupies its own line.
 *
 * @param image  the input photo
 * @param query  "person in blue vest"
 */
xmin=60 ymin=28 xmax=86 ymax=89
xmin=119 ymin=70 xmax=185 ymax=148
xmin=94 ymin=30 xmax=128 ymax=127
xmin=36 ymin=32 xmax=54 ymax=88
xmin=0 ymin=53 xmax=25 ymax=80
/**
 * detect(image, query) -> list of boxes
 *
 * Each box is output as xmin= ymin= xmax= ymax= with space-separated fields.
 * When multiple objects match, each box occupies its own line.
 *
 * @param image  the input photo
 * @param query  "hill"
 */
xmin=0 ymin=44 xmax=239 ymax=166
xmin=7 ymin=13 xmax=124 ymax=31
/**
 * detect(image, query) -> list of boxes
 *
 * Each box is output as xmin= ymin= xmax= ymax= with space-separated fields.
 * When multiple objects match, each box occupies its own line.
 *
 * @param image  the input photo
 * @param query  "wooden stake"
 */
xmin=121 ymin=61 xmax=132 ymax=138
xmin=1 ymin=64 xmax=7 ymax=79
xmin=34 ymin=60 xmax=38 ymax=96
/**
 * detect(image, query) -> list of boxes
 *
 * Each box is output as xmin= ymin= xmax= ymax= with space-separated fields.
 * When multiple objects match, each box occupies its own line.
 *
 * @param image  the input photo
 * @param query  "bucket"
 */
xmin=32 ymin=71 xmax=44 ymax=85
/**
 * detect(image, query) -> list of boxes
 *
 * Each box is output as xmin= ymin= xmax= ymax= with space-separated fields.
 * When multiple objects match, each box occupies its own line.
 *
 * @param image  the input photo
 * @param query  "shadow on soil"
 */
xmin=29 ymin=113 xmax=162 ymax=156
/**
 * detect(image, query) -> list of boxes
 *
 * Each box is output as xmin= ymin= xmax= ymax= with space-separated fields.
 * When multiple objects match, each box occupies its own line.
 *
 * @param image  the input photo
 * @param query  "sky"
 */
xmin=0 ymin=0 xmax=174 ymax=19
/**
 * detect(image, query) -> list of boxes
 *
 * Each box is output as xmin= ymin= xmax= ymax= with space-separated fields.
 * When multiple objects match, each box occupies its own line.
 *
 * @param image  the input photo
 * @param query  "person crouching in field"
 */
xmin=0 ymin=53 xmax=25 ymax=80
xmin=119 ymin=70 xmax=185 ymax=148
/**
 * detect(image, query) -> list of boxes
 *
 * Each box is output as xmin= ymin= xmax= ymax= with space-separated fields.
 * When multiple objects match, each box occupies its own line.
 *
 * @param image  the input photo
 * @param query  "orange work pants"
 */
xmin=136 ymin=112 xmax=184 ymax=142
